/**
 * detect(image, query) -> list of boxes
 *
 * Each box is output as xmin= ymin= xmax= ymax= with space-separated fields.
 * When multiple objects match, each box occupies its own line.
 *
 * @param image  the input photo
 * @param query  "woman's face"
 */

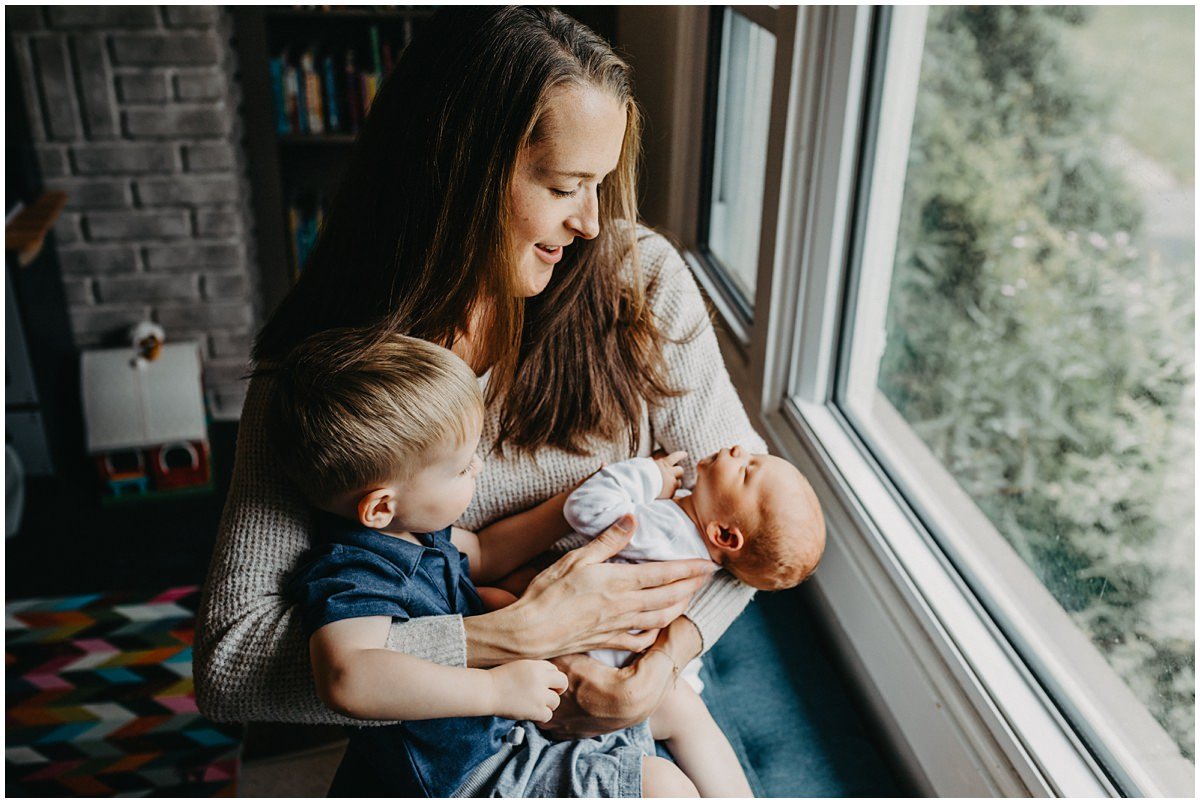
xmin=509 ymin=84 xmax=628 ymax=297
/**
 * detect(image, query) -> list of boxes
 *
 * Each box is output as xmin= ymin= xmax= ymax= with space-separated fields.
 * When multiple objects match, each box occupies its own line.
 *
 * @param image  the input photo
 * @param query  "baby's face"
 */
xmin=691 ymin=445 xmax=797 ymax=533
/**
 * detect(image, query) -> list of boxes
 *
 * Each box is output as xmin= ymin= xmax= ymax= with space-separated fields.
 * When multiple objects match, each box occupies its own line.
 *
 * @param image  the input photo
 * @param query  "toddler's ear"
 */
xmin=357 ymin=488 xmax=397 ymax=530
xmin=705 ymin=522 xmax=746 ymax=554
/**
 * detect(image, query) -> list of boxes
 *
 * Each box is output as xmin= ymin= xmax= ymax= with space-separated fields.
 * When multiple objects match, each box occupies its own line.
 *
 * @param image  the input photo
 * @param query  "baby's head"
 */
xmin=690 ymin=445 xmax=825 ymax=591
xmin=266 ymin=327 xmax=484 ymax=534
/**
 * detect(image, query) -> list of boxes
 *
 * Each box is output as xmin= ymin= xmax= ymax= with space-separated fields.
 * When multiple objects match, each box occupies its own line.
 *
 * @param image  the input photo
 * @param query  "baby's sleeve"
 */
xmin=563 ymin=457 xmax=662 ymax=537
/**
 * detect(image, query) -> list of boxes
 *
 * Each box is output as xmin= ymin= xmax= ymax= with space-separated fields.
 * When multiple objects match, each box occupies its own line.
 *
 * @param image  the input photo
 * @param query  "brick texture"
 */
xmin=31 ymin=36 xmax=80 ymax=140
xmin=12 ymin=6 xmax=259 ymax=419
xmin=72 ymin=143 xmax=178 ymax=174
xmin=144 ymin=243 xmax=242 ymax=271
xmin=53 ymin=179 xmax=132 ymax=210
xmin=47 ymin=6 xmax=159 ymax=29
xmin=110 ymin=33 xmax=219 ymax=67
xmin=136 ymin=177 xmax=238 ymax=206
xmin=124 ymin=106 xmax=230 ymax=138
xmin=85 ymin=210 xmax=190 ymax=241
xmin=175 ymin=71 xmax=224 ymax=102
xmin=71 ymin=34 xmax=118 ymax=138
xmin=116 ymin=73 xmax=170 ymax=103
xmin=182 ymin=143 xmax=235 ymax=172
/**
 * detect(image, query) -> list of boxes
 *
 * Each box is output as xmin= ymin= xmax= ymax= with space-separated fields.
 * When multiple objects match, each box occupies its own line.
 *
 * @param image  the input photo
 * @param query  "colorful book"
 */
xmin=269 ymin=55 xmax=290 ymax=135
xmin=300 ymin=51 xmax=324 ymax=135
xmin=283 ymin=58 xmax=302 ymax=134
xmin=361 ymin=72 xmax=380 ymax=115
xmin=369 ymin=24 xmax=382 ymax=74
xmin=322 ymin=54 xmax=341 ymax=132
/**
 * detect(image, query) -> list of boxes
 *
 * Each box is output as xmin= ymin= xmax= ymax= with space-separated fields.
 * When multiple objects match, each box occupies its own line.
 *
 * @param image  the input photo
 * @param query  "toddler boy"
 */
xmin=265 ymin=327 xmax=699 ymax=797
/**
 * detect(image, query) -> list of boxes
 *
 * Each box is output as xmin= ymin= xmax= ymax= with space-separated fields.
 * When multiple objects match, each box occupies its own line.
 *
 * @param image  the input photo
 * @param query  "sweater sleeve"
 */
xmin=638 ymin=228 xmax=768 ymax=653
xmin=194 ymin=375 xmax=467 ymax=724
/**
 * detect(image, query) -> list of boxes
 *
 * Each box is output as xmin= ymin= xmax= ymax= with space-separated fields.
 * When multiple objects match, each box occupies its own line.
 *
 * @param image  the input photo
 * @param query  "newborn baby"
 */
xmin=564 ymin=445 xmax=826 ymax=689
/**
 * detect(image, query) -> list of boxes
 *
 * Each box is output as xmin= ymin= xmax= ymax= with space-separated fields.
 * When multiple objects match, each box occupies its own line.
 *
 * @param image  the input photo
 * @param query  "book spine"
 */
xmin=302 ymin=54 xmax=324 ymax=135
xmin=283 ymin=60 xmax=301 ymax=134
xmin=322 ymin=55 xmax=340 ymax=132
xmin=369 ymin=24 xmax=382 ymax=74
xmin=361 ymin=72 xmax=379 ymax=116
xmin=269 ymin=56 xmax=290 ymax=135
xmin=345 ymin=50 xmax=361 ymax=133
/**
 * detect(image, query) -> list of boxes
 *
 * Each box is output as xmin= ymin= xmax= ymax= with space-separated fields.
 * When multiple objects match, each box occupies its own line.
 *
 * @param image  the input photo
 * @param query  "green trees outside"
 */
xmin=877 ymin=6 xmax=1194 ymax=757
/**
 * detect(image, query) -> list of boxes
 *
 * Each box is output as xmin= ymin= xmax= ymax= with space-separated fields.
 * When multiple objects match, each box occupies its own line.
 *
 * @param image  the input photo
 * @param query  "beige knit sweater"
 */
xmin=195 ymin=228 xmax=766 ymax=724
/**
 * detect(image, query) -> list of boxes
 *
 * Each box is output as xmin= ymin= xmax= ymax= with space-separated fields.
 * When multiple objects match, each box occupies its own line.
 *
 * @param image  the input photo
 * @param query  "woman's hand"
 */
xmin=538 ymin=616 xmax=704 ymax=739
xmin=463 ymin=515 xmax=714 ymax=667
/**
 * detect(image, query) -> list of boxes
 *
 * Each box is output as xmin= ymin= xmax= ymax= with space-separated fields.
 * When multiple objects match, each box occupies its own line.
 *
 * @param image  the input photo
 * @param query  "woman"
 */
xmin=197 ymin=6 xmax=766 ymax=748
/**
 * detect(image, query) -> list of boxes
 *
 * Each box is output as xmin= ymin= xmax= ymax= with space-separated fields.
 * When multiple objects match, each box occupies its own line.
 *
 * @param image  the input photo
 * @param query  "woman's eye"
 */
xmin=550 ymin=187 xmax=579 ymax=198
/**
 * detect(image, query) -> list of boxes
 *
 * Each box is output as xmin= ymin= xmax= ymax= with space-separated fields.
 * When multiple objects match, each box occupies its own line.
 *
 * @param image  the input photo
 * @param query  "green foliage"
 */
xmin=878 ymin=6 xmax=1195 ymax=759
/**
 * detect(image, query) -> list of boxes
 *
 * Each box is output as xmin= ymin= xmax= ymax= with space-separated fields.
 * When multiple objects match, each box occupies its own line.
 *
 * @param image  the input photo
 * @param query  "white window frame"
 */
xmin=653 ymin=5 xmax=1194 ymax=797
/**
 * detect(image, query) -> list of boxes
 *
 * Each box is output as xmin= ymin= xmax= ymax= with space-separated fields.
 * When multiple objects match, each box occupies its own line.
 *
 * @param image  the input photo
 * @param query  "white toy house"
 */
xmin=81 ymin=341 xmax=211 ymax=500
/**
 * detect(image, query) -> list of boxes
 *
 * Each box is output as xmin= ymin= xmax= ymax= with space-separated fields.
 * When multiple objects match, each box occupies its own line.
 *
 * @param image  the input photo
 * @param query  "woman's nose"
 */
xmin=568 ymin=190 xmax=600 ymax=240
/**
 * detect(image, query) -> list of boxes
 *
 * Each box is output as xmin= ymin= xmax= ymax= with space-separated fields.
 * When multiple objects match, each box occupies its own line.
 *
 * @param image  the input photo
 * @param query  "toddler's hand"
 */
xmin=654 ymin=451 xmax=687 ymax=498
xmin=488 ymin=660 xmax=569 ymax=722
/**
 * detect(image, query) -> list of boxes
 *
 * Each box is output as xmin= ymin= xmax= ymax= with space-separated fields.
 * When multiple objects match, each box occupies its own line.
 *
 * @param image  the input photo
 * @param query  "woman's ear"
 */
xmin=705 ymin=521 xmax=746 ymax=554
xmin=357 ymin=488 xmax=397 ymax=530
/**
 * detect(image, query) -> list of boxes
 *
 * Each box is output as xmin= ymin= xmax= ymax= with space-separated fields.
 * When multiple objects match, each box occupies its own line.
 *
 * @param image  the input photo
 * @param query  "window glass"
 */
xmin=704 ymin=7 xmax=775 ymax=306
xmin=846 ymin=7 xmax=1194 ymax=759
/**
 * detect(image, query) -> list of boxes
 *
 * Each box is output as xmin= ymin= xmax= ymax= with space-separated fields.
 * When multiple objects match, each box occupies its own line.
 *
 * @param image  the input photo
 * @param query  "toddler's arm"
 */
xmin=451 ymin=488 xmax=575 ymax=585
xmin=563 ymin=457 xmax=664 ymax=537
xmin=309 ymin=616 xmax=566 ymax=722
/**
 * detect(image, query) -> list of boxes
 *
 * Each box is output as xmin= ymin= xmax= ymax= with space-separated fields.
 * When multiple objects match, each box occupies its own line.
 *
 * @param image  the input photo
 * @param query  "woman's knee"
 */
xmin=641 ymin=755 xmax=698 ymax=798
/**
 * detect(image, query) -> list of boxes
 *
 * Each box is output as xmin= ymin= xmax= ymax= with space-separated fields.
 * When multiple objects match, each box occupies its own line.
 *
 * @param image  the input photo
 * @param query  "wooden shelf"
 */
xmin=265 ymin=8 xmax=434 ymax=22
xmin=6 ymin=191 xmax=68 ymax=268
xmin=277 ymin=133 xmax=357 ymax=146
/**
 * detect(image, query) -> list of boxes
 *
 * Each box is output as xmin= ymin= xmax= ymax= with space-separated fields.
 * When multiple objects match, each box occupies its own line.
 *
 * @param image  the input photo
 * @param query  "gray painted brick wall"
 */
xmin=11 ymin=6 xmax=259 ymax=420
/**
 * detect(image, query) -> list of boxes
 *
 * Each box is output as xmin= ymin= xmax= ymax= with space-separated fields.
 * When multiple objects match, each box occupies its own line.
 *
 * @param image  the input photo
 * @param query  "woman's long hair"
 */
xmin=255 ymin=7 xmax=679 ymax=455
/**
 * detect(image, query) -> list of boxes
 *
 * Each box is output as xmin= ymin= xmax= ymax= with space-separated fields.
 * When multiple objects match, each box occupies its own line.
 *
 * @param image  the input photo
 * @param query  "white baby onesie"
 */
xmin=563 ymin=457 xmax=715 ymax=693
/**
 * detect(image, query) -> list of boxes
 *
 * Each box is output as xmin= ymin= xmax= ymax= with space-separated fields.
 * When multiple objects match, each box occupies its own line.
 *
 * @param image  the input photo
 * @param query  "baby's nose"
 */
xmin=730 ymin=444 xmax=743 ymax=458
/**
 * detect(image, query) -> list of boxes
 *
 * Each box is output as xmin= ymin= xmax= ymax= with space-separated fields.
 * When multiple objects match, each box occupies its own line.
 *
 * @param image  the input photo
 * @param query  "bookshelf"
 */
xmin=231 ymin=7 xmax=434 ymax=314
xmin=232 ymin=6 xmax=617 ymax=317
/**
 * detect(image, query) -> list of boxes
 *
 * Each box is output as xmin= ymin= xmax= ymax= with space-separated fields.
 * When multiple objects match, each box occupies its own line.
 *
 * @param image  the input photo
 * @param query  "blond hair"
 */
xmin=731 ymin=468 xmax=827 ymax=591
xmin=264 ymin=327 xmax=483 ymax=506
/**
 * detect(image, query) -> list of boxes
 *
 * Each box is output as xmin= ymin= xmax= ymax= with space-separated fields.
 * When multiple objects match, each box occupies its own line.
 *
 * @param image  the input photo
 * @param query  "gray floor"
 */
xmin=240 ymin=741 xmax=346 ymax=797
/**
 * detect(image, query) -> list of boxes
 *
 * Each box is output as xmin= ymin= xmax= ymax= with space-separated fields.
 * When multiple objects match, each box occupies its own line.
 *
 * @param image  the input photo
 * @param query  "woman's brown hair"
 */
xmin=255 ymin=7 xmax=678 ymax=455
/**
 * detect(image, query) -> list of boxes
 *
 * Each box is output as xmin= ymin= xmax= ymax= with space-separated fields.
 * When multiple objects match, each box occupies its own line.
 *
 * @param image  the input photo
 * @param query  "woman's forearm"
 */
xmin=463 ymin=606 xmax=541 ymax=667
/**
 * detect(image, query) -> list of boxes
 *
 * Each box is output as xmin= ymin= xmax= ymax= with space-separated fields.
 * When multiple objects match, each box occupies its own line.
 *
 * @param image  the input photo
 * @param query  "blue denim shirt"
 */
xmin=289 ymin=511 xmax=510 ymax=796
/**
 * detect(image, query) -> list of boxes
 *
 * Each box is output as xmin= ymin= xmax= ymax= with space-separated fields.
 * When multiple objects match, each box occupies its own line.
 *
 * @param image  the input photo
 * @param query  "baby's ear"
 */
xmin=357 ymin=488 xmax=397 ymax=530
xmin=705 ymin=521 xmax=745 ymax=553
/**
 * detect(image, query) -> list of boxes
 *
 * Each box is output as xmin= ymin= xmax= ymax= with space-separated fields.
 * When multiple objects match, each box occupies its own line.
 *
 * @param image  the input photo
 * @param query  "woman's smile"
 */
xmin=534 ymin=242 xmax=566 ymax=265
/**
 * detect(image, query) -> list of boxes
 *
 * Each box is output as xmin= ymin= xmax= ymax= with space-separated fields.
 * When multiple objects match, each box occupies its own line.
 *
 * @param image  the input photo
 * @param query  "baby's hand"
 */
xmin=488 ymin=660 xmax=569 ymax=722
xmin=654 ymin=451 xmax=687 ymax=498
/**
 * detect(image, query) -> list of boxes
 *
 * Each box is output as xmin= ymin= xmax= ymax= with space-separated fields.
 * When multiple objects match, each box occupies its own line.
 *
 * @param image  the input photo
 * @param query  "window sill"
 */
xmin=758 ymin=397 xmax=1121 ymax=795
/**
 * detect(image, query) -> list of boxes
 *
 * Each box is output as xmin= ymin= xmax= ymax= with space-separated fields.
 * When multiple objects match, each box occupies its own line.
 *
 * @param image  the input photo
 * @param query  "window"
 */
xmin=698 ymin=7 xmax=776 ymax=320
xmin=838 ymin=4 xmax=1195 ymax=774
xmin=659 ymin=4 xmax=1194 ymax=796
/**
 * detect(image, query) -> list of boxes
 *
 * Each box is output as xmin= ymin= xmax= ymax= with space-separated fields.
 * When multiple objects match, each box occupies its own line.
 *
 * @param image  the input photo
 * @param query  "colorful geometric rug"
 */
xmin=6 ymin=586 xmax=243 ymax=796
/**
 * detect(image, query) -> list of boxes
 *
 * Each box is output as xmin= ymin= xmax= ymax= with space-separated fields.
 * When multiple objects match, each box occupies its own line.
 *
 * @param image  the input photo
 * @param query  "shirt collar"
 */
xmin=316 ymin=512 xmax=438 ymax=579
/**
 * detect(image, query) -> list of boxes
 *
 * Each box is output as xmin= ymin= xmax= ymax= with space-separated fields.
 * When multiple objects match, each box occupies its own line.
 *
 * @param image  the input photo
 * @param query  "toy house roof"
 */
xmin=81 ymin=342 xmax=208 ymax=454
